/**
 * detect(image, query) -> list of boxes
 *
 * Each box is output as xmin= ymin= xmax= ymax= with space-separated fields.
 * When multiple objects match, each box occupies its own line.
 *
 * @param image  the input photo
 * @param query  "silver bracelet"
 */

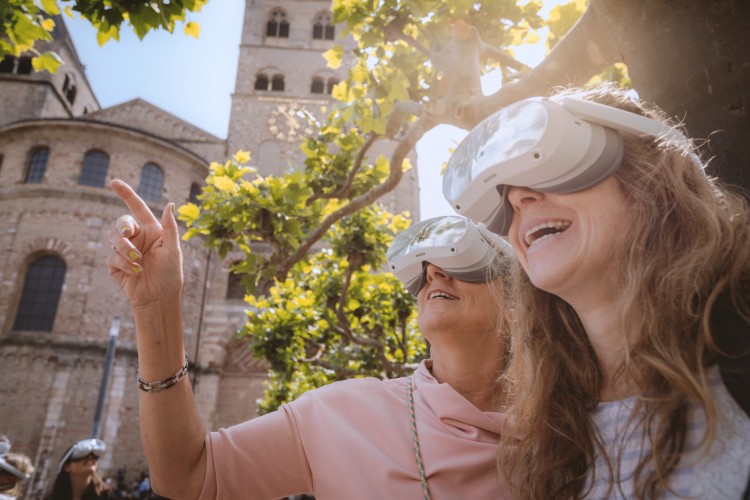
xmin=136 ymin=358 xmax=189 ymax=393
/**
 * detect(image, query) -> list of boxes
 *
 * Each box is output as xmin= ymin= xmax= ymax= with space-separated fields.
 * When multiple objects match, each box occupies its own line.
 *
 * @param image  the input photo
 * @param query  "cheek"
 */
xmin=507 ymin=218 xmax=524 ymax=251
xmin=506 ymin=223 xmax=529 ymax=270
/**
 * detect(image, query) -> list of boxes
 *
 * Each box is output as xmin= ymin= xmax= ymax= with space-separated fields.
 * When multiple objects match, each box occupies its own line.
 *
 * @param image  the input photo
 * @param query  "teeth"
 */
xmin=429 ymin=291 xmax=457 ymax=300
xmin=524 ymin=221 xmax=571 ymax=247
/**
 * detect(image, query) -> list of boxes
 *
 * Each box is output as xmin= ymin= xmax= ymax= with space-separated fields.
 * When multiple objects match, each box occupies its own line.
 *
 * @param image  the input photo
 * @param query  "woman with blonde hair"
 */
xmin=0 ymin=436 xmax=34 ymax=500
xmin=444 ymin=83 xmax=750 ymax=498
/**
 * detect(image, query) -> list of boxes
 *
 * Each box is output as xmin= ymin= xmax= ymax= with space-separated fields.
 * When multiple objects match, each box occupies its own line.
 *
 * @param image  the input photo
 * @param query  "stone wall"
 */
xmin=0 ymin=119 xmax=215 ymax=496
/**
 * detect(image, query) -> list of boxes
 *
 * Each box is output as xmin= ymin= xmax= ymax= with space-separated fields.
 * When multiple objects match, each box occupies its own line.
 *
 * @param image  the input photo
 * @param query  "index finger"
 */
xmin=111 ymin=179 xmax=159 ymax=226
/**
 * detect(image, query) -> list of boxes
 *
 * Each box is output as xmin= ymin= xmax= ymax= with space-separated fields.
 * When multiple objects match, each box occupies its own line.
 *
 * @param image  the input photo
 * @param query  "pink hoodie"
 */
xmin=200 ymin=360 xmax=511 ymax=499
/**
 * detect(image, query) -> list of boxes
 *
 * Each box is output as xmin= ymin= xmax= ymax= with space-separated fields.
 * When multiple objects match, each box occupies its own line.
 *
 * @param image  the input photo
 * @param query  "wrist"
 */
xmin=131 ymin=293 xmax=182 ymax=312
xmin=132 ymin=295 xmax=186 ymax=380
xmin=137 ymin=357 xmax=189 ymax=393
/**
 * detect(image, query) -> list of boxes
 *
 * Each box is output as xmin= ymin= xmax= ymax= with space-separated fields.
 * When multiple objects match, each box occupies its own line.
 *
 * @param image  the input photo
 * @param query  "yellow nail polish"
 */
xmin=129 ymin=250 xmax=141 ymax=261
xmin=119 ymin=226 xmax=132 ymax=237
xmin=131 ymin=264 xmax=142 ymax=274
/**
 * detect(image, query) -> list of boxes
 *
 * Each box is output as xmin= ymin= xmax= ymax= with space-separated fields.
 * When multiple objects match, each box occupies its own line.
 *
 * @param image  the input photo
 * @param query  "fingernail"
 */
xmin=131 ymin=264 xmax=142 ymax=274
xmin=170 ymin=203 xmax=176 ymax=216
xmin=119 ymin=226 xmax=132 ymax=237
xmin=129 ymin=250 xmax=141 ymax=261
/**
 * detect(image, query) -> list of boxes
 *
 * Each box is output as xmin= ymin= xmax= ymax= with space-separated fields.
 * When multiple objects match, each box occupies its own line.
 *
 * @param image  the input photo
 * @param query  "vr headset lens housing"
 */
xmin=0 ymin=441 xmax=30 ymax=481
xmin=58 ymin=439 xmax=106 ymax=472
xmin=443 ymin=96 xmax=681 ymax=235
xmin=386 ymin=215 xmax=509 ymax=295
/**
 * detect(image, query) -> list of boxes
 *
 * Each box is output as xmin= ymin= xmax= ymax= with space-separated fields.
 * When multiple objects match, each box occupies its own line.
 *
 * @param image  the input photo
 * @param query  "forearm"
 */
xmin=133 ymin=295 xmax=207 ymax=499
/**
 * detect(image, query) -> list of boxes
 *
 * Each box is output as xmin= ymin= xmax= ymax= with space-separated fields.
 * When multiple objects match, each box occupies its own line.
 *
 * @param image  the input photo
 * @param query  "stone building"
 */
xmin=0 ymin=1 xmax=419 ymax=497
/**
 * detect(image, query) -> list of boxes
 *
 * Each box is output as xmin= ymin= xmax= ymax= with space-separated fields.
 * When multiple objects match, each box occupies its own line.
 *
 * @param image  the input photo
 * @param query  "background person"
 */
xmin=0 ymin=436 xmax=34 ymax=500
xmin=47 ymin=439 xmax=112 ymax=500
xmin=106 ymin=188 xmax=514 ymax=500
xmin=448 ymin=83 xmax=750 ymax=498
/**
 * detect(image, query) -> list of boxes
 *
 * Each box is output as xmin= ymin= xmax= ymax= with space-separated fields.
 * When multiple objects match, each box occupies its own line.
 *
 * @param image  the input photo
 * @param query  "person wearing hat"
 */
xmin=47 ymin=439 xmax=111 ymax=500
xmin=0 ymin=436 xmax=33 ymax=500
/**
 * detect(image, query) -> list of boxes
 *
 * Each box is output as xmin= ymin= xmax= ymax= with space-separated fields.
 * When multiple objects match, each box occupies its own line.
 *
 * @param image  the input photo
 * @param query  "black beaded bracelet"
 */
xmin=136 ymin=358 xmax=189 ymax=393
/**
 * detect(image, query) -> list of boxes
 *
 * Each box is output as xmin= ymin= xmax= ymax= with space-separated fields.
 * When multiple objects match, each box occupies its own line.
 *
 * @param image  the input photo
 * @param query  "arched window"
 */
xmin=13 ymin=255 xmax=66 ymax=331
xmin=25 ymin=147 xmax=50 ymax=183
xmin=226 ymin=265 xmax=245 ymax=300
xmin=189 ymin=183 xmax=202 ymax=204
xmin=326 ymin=77 xmax=340 ymax=95
xmin=312 ymin=13 xmax=335 ymax=40
xmin=0 ymin=56 xmax=13 ymax=73
xmin=16 ymin=57 xmax=32 ymax=75
xmin=266 ymin=9 xmax=289 ymax=39
xmin=310 ymin=76 xmax=325 ymax=94
xmin=78 ymin=150 xmax=109 ymax=188
xmin=271 ymin=74 xmax=285 ymax=91
xmin=62 ymin=74 xmax=77 ymax=104
xmin=254 ymin=73 xmax=269 ymax=91
xmin=137 ymin=163 xmax=164 ymax=202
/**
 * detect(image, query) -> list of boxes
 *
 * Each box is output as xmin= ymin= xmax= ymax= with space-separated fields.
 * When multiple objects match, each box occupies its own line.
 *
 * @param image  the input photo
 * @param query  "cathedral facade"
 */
xmin=0 ymin=1 xmax=419 ymax=496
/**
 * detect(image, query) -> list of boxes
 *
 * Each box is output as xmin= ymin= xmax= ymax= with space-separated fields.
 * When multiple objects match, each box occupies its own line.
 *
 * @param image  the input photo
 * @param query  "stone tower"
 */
xmin=227 ymin=0 xmax=420 ymax=217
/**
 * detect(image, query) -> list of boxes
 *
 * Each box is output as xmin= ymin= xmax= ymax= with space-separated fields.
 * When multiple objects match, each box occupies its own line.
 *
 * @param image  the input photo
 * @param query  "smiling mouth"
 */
xmin=525 ymin=221 xmax=572 ymax=247
xmin=428 ymin=290 xmax=458 ymax=300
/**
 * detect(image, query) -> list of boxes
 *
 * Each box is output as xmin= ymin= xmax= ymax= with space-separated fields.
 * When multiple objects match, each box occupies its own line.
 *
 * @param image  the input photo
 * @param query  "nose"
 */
xmin=425 ymin=263 xmax=450 ymax=283
xmin=507 ymin=186 xmax=543 ymax=212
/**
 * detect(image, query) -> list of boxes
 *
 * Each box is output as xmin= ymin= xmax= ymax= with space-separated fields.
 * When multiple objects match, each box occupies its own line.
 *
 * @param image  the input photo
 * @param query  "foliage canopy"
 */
xmin=178 ymin=0 xmax=608 ymax=410
xmin=0 ymin=0 xmax=205 ymax=73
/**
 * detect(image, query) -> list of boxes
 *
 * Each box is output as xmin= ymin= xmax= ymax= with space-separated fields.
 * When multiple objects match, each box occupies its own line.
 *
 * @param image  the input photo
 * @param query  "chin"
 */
xmin=524 ymin=265 xmax=566 ymax=294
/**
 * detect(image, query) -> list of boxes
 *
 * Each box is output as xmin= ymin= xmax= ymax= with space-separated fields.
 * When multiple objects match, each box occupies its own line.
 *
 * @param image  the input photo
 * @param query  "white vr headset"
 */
xmin=0 ymin=439 xmax=30 ymax=482
xmin=443 ymin=96 xmax=687 ymax=235
xmin=386 ymin=215 xmax=512 ymax=296
xmin=58 ymin=438 xmax=106 ymax=472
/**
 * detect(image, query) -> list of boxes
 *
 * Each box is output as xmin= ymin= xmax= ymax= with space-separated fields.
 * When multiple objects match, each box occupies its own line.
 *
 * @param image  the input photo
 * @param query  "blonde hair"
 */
xmin=1 ymin=453 xmax=34 ymax=497
xmin=498 ymin=83 xmax=750 ymax=499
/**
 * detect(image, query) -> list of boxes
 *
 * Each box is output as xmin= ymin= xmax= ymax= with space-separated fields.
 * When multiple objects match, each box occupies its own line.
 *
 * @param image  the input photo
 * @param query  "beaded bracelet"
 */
xmin=136 ymin=358 xmax=189 ymax=393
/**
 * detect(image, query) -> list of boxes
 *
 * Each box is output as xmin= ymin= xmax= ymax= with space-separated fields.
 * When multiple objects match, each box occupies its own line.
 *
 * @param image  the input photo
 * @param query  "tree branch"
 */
xmin=306 ymin=132 xmax=379 ymax=204
xmin=278 ymin=115 xmax=436 ymax=277
xmin=333 ymin=264 xmax=382 ymax=348
xmin=464 ymin=3 xmax=618 ymax=126
xmin=305 ymin=359 xmax=360 ymax=378
xmin=384 ymin=15 xmax=432 ymax=58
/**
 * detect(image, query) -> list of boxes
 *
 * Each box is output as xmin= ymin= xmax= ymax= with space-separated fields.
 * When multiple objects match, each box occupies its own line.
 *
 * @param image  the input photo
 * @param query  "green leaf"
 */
xmin=31 ymin=51 xmax=63 ymax=73
xmin=40 ymin=0 xmax=60 ymax=15
xmin=96 ymin=24 xmax=120 ymax=46
xmin=177 ymin=202 xmax=201 ymax=224
xmin=323 ymin=44 xmax=344 ymax=69
xmin=184 ymin=21 xmax=200 ymax=38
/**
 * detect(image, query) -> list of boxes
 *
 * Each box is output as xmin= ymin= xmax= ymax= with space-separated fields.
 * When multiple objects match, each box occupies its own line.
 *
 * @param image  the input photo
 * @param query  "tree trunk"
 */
xmin=595 ymin=0 xmax=750 ymax=192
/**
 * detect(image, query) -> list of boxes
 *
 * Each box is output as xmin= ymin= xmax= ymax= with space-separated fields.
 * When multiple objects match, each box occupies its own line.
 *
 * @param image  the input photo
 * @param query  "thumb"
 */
xmin=161 ymin=203 xmax=180 ymax=249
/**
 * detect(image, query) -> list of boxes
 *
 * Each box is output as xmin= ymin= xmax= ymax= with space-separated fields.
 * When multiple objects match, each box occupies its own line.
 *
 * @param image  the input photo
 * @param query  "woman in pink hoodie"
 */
xmin=108 ymin=184 xmax=514 ymax=500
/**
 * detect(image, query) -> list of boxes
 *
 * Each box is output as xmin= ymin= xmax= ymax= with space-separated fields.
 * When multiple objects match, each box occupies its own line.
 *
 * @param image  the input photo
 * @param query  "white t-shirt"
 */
xmin=587 ymin=366 xmax=750 ymax=499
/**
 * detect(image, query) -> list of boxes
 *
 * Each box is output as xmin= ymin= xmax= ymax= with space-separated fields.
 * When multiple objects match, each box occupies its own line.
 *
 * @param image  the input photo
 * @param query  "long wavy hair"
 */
xmin=497 ymin=83 xmax=750 ymax=499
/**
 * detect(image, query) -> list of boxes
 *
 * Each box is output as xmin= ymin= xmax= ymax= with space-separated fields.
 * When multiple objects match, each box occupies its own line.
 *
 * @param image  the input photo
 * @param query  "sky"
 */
xmin=64 ymin=1 xmax=558 ymax=221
